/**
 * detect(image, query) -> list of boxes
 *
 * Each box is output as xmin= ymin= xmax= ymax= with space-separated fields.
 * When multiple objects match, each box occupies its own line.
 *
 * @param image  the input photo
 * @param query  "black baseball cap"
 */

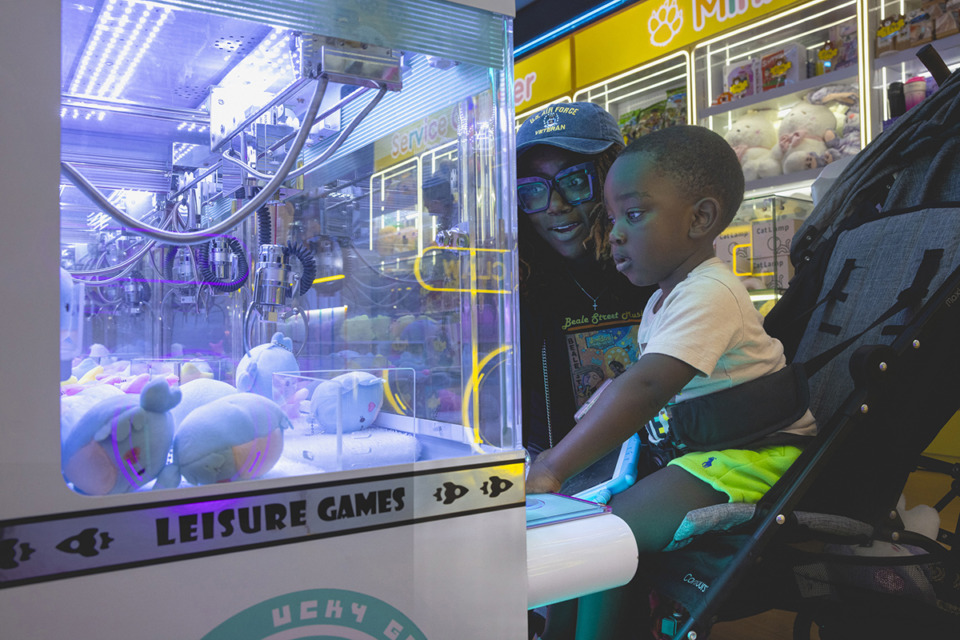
xmin=517 ymin=102 xmax=624 ymax=157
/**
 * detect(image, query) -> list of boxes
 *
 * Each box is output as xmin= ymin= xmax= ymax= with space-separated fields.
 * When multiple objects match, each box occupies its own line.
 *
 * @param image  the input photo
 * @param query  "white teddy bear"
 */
xmin=724 ymin=112 xmax=782 ymax=181
xmin=778 ymin=101 xmax=840 ymax=174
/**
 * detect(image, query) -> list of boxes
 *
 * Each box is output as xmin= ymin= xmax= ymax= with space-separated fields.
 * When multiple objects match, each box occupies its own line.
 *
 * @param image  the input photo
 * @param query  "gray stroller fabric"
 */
xmin=795 ymin=68 xmax=960 ymax=258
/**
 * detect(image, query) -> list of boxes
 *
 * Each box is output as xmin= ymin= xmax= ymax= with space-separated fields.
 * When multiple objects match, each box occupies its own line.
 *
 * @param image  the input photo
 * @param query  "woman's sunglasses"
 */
xmin=517 ymin=161 xmax=598 ymax=214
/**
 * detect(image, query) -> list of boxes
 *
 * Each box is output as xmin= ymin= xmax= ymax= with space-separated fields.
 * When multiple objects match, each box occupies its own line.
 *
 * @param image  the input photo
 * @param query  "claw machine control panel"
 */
xmin=0 ymin=0 xmax=527 ymax=637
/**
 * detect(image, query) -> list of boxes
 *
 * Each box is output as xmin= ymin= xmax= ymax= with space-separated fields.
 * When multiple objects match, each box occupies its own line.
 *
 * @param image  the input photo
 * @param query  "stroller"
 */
xmin=643 ymin=47 xmax=960 ymax=639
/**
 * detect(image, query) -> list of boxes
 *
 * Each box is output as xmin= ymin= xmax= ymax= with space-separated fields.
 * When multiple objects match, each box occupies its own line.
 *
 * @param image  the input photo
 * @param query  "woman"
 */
xmin=517 ymin=102 xmax=656 ymax=460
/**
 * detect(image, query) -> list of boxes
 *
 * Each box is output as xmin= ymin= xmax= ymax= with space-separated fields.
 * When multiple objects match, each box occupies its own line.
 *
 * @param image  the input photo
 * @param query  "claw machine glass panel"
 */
xmin=1 ymin=1 xmax=528 ymax=637
xmin=58 ymin=0 xmax=520 ymax=493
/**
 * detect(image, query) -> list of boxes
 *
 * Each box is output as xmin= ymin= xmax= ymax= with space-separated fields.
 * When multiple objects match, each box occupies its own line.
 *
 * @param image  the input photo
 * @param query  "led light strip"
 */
xmin=68 ymin=0 xmax=172 ymax=101
xmin=217 ymin=28 xmax=295 ymax=94
xmin=70 ymin=0 xmax=172 ymax=99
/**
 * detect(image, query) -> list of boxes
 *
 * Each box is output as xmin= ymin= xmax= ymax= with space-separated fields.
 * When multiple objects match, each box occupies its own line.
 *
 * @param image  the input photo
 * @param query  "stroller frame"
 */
xmin=657 ymin=48 xmax=960 ymax=640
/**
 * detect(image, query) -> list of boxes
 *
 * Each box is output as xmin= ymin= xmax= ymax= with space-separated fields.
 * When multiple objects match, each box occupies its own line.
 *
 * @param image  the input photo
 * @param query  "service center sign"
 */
xmin=0 ymin=458 xmax=524 ymax=588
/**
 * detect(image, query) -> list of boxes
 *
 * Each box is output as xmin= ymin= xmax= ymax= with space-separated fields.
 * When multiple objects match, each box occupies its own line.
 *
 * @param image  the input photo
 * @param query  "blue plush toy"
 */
xmin=170 ymin=377 xmax=238 ymax=427
xmin=62 ymin=378 xmax=181 ymax=495
xmin=309 ymin=371 xmax=385 ymax=433
xmin=156 ymin=392 xmax=291 ymax=487
xmin=235 ymin=332 xmax=299 ymax=400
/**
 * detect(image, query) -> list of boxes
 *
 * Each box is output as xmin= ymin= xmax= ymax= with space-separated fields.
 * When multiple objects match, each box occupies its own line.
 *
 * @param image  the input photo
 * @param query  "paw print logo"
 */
xmin=648 ymin=0 xmax=684 ymax=47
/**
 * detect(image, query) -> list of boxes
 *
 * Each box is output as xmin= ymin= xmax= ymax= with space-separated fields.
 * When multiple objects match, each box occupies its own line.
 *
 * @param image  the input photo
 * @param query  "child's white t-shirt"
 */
xmin=637 ymin=257 xmax=816 ymax=438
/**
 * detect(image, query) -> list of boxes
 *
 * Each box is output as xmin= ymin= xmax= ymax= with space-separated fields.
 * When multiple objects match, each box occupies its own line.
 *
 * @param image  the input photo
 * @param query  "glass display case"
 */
xmin=574 ymin=52 xmax=690 ymax=142
xmin=58 ymin=0 xmax=519 ymax=495
xmin=694 ymin=0 xmax=862 ymax=195
xmin=714 ymin=195 xmax=814 ymax=309
xmin=867 ymin=0 xmax=960 ymax=134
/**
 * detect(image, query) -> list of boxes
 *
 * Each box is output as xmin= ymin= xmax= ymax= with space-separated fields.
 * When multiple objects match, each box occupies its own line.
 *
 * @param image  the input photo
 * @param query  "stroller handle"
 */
xmin=916 ymin=44 xmax=952 ymax=86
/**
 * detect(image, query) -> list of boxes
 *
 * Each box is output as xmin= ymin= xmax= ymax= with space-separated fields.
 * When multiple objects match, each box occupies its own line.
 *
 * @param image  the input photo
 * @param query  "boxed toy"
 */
xmin=714 ymin=224 xmax=752 ymax=274
xmin=751 ymin=255 xmax=795 ymax=290
xmin=814 ymin=41 xmax=840 ymax=75
xmin=904 ymin=8 xmax=935 ymax=48
xmin=830 ymin=23 xmax=859 ymax=70
xmin=724 ymin=59 xmax=759 ymax=100
xmin=618 ymin=86 xmax=688 ymax=142
xmin=761 ymin=44 xmax=806 ymax=91
xmin=927 ymin=0 xmax=960 ymax=37
xmin=876 ymin=14 xmax=905 ymax=56
xmin=751 ymin=217 xmax=805 ymax=260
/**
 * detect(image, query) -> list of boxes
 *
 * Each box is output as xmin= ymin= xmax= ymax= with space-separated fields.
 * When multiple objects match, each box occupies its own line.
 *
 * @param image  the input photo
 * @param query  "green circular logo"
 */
xmin=203 ymin=588 xmax=427 ymax=640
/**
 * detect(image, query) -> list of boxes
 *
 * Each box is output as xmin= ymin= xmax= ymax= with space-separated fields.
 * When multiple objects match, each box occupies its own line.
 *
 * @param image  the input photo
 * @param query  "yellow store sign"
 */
xmin=569 ymin=0 xmax=797 ymax=89
xmin=513 ymin=39 xmax=573 ymax=112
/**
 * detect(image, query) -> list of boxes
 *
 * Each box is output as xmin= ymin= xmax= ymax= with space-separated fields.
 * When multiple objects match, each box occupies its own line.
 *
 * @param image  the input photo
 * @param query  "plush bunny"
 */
xmin=724 ymin=112 xmax=782 ymax=181
xmin=778 ymin=101 xmax=839 ymax=174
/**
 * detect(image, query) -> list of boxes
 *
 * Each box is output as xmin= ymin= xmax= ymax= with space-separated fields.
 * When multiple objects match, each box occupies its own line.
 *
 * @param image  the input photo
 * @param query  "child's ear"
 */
xmin=689 ymin=198 xmax=722 ymax=238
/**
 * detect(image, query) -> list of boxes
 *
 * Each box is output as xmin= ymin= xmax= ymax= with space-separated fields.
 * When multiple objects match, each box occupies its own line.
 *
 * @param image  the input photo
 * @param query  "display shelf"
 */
xmin=872 ymin=31 xmax=960 ymax=69
xmin=867 ymin=0 xmax=960 ymax=134
xmin=691 ymin=0 xmax=861 ymax=195
xmin=743 ymin=167 xmax=821 ymax=197
xmin=699 ymin=66 xmax=858 ymax=120
xmin=574 ymin=52 xmax=690 ymax=142
xmin=715 ymin=194 xmax=813 ymax=300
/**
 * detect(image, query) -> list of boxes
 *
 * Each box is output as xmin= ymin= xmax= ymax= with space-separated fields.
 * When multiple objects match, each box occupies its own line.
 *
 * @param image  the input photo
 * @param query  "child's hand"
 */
xmin=525 ymin=449 xmax=563 ymax=495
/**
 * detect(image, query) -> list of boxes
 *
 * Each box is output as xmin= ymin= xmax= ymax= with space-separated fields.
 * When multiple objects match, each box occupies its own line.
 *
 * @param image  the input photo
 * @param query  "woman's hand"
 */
xmin=525 ymin=449 xmax=564 ymax=494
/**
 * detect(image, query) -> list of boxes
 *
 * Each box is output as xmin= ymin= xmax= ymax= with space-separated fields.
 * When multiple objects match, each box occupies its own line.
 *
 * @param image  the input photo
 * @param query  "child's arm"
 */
xmin=525 ymin=352 xmax=698 ymax=494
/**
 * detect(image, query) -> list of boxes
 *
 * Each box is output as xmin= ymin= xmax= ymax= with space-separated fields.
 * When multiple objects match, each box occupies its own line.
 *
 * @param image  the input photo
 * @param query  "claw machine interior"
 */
xmin=0 ymin=0 xmax=529 ymax=637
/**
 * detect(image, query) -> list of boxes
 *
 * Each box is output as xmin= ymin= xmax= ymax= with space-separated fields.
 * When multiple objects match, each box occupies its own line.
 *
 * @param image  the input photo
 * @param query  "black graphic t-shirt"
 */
xmin=521 ymin=255 xmax=655 ymax=453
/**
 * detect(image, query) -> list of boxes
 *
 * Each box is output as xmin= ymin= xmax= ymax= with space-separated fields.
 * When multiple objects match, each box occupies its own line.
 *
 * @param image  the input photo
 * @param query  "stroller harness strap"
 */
xmin=644 ymin=248 xmax=943 ymax=454
xmin=645 ymin=363 xmax=811 ymax=453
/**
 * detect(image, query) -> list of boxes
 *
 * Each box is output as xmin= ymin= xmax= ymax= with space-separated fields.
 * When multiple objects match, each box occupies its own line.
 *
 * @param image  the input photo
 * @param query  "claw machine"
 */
xmin=0 ymin=0 xmax=528 ymax=637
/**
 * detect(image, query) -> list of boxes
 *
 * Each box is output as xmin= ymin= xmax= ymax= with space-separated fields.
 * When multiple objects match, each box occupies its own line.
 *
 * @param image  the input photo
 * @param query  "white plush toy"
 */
xmin=778 ymin=101 xmax=840 ymax=174
xmin=724 ymin=112 xmax=782 ymax=181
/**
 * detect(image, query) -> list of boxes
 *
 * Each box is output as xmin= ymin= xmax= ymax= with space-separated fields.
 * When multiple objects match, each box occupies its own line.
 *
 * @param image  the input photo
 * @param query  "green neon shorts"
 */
xmin=668 ymin=445 xmax=803 ymax=504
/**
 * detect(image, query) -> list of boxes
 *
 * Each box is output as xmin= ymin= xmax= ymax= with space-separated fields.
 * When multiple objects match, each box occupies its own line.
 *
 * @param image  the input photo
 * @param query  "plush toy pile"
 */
xmin=724 ymin=86 xmax=861 ymax=180
xmin=61 ymin=331 xmax=422 ymax=493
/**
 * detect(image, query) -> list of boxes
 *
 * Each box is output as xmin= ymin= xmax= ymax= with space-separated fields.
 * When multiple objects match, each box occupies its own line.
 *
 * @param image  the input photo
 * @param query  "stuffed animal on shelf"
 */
xmin=309 ymin=371 xmax=385 ymax=433
xmin=778 ymin=101 xmax=840 ymax=174
xmin=808 ymin=84 xmax=862 ymax=163
xmin=723 ymin=112 xmax=782 ymax=181
xmin=235 ymin=332 xmax=299 ymax=400
xmin=61 ymin=378 xmax=181 ymax=495
xmin=156 ymin=392 xmax=291 ymax=487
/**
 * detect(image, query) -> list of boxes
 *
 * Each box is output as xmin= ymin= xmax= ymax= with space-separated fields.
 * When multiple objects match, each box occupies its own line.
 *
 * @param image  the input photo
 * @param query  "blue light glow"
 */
xmin=515 ymin=0 xmax=624 ymax=57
